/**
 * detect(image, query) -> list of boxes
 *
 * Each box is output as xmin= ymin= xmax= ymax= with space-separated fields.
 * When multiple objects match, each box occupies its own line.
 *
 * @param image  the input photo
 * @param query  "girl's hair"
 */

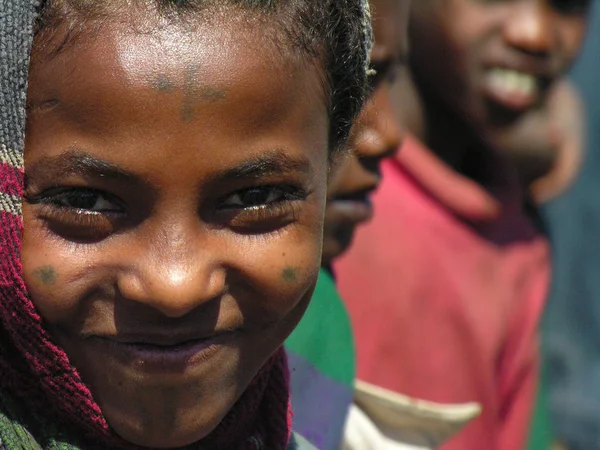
xmin=34 ymin=0 xmax=373 ymax=153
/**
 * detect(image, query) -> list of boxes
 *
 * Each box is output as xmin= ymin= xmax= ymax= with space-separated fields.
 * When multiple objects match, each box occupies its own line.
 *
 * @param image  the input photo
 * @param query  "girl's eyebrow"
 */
xmin=211 ymin=149 xmax=312 ymax=182
xmin=26 ymin=148 xmax=312 ymax=183
xmin=26 ymin=149 xmax=135 ymax=183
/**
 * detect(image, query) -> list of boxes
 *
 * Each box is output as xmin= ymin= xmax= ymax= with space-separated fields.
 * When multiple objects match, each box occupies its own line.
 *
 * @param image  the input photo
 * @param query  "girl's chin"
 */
xmin=102 ymin=396 xmax=230 ymax=449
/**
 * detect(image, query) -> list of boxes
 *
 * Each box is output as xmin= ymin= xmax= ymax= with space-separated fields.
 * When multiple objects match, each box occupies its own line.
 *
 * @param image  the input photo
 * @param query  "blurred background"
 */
xmin=544 ymin=2 xmax=600 ymax=449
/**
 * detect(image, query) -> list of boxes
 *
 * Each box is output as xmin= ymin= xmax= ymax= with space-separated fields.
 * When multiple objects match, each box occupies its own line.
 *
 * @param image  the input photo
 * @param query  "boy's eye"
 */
xmin=368 ymin=61 xmax=402 ymax=92
xmin=550 ymin=0 xmax=590 ymax=14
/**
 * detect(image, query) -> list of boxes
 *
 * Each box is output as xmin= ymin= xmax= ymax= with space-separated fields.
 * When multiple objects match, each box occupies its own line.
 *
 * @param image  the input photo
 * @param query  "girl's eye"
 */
xmin=216 ymin=185 xmax=308 ymax=233
xmin=25 ymin=188 xmax=125 ymax=242
xmin=49 ymin=189 xmax=121 ymax=213
xmin=220 ymin=186 xmax=298 ymax=209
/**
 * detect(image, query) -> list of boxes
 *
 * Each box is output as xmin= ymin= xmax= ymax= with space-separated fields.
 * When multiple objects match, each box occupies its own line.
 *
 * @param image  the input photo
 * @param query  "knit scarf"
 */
xmin=0 ymin=2 xmax=292 ymax=449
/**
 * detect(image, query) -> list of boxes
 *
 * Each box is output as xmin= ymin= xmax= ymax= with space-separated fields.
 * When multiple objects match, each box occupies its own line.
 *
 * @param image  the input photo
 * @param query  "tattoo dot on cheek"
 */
xmin=282 ymin=267 xmax=299 ymax=283
xmin=33 ymin=265 xmax=58 ymax=286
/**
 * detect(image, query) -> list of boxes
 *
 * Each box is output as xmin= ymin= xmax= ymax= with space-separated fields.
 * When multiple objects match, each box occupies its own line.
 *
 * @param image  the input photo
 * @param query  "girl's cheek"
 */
xmin=233 ymin=228 xmax=322 ymax=321
xmin=22 ymin=265 xmax=67 ymax=324
xmin=21 ymin=230 xmax=81 ymax=324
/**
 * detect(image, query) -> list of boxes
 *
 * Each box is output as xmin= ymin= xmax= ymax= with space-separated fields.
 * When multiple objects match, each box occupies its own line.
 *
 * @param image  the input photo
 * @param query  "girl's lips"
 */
xmin=88 ymin=332 xmax=236 ymax=374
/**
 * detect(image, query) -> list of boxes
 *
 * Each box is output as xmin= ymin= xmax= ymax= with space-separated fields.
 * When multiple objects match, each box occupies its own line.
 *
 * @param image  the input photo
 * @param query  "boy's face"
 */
xmin=22 ymin=17 xmax=329 ymax=448
xmin=410 ymin=0 xmax=589 ymax=129
xmin=323 ymin=0 xmax=409 ymax=265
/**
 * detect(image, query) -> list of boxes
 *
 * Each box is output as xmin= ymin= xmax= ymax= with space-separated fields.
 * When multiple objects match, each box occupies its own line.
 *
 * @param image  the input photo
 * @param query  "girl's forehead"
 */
xmin=26 ymin=16 xmax=330 ymax=184
xmin=35 ymin=16 xmax=280 ymax=83
xmin=29 ymin=18 xmax=321 ymax=116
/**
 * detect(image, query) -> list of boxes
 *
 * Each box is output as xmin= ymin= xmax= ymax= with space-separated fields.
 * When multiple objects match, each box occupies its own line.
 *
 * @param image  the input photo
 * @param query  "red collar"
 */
xmin=395 ymin=136 xmax=523 ymax=222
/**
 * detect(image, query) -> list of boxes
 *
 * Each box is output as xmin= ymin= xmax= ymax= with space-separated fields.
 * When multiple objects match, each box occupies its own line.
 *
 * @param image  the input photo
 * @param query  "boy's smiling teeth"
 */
xmin=484 ymin=67 xmax=539 ymax=107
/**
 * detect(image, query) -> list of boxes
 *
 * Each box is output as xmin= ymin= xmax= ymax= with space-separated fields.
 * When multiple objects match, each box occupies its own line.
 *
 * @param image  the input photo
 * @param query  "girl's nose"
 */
xmin=117 ymin=227 xmax=226 ymax=318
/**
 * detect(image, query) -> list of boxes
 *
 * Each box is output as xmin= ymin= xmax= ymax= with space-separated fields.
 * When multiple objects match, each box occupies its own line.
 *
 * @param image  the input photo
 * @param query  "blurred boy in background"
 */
xmin=335 ymin=1 xmax=590 ymax=449
xmin=287 ymin=1 xmax=479 ymax=449
xmin=285 ymin=1 xmax=407 ymax=448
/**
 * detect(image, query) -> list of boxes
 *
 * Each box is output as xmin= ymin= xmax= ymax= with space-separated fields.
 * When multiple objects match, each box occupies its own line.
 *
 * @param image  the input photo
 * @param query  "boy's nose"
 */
xmin=355 ymin=87 xmax=403 ymax=161
xmin=503 ymin=2 xmax=555 ymax=56
xmin=117 ymin=230 xmax=226 ymax=318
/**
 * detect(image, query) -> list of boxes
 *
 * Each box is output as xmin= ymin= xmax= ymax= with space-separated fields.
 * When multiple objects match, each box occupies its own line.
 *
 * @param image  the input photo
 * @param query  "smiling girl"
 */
xmin=0 ymin=0 xmax=372 ymax=448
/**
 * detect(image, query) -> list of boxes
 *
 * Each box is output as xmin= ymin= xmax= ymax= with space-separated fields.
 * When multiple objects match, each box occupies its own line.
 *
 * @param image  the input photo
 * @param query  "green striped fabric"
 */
xmin=527 ymin=359 xmax=552 ymax=450
xmin=286 ymin=269 xmax=356 ymax=449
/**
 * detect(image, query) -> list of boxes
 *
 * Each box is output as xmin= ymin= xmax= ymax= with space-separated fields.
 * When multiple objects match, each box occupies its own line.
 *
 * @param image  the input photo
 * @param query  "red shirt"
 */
xmin=334 ymin=136 xmax=550 ymax=450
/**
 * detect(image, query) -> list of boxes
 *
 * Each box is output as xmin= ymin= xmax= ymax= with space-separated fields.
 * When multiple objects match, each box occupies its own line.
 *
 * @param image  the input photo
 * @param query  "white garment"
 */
xmin=342 ymin=381 xmax=481 ymax=450
xmin=343 ymin=405 xmax=429 ymax=450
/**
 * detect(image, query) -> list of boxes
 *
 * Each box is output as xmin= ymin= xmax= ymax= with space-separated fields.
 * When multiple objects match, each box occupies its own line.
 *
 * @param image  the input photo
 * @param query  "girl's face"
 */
xmin=22 ymin=16 xmax=329 ymax=448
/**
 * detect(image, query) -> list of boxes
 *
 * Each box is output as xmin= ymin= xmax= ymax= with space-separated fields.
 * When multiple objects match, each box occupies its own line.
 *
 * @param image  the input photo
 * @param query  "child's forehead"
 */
xmin=39 ymin=10 xmax=275 ymax=60
xmin=370 ymin=0 xmax=410 ymax=49
xmin=417 ymin=0 xmax=591 ymax=15
xmin=411 ymin=0 xmax=590 ymax=50
xmin=31 ymin=16 xmax=300 ymax=95
xmin=114 ymin=24 xmax=245 ymax=80
xmin=26 ymin=15 xmax=330 ymax=173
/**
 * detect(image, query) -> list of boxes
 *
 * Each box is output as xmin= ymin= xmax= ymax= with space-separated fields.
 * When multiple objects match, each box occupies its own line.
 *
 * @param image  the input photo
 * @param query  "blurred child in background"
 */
xmin=286 ymin=1 xmax=406 ymax=447
xmin=287 ymin=1 xmax=478 ymax=448
xmin=335 ymin=1 xmax=590 ymax=449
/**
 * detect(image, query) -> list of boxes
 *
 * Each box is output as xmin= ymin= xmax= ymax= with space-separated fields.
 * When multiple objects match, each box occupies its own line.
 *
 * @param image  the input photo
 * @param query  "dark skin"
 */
xmin=401 ymin=0 xmax=589 ymax=182
xmin=490 ymin=78 xmax=584 ymax=203
xmin=22 ymin=12 xmax=330 ymax=449
xmin=323 ymin=0 xmax=410 ymax=266
xmin=33 ymin=266 xmax=58 ymax=286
